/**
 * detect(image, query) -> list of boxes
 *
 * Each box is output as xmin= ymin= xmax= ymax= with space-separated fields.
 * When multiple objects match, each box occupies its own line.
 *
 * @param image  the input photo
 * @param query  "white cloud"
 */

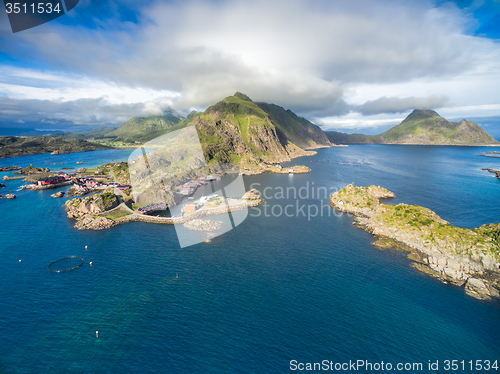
xmin=0 ymin=66 xmax=180 ymax=105
xmin=317 ymin=112 xmax=405 ymax=131
xmin=355 ymin=95 xmax=449 ymax=115
xmin=0 ymin=96 xmax=181 ymax=127
xmin=0 ymin=0 xmax=499 ymax=127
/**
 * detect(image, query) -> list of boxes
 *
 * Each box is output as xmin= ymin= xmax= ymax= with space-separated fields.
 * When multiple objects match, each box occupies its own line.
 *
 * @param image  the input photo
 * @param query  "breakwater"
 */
xmin=73 ymin=198 xmax=264 ymax=230
xmin=20 ymin=181 xmax=73 ymax=190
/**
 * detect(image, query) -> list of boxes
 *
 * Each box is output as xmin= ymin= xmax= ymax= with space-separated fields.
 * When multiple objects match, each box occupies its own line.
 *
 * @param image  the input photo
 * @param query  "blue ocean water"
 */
xmin=0 ymin=146 xmax=499 ymax=373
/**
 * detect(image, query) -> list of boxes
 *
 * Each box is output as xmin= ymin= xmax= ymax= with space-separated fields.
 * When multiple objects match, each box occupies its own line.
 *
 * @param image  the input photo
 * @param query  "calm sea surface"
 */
xmin=0 ymin=146 xmax=499 ymax=373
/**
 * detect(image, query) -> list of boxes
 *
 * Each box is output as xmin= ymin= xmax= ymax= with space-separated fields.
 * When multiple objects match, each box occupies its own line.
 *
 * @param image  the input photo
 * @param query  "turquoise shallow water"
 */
xmin=0 ymin=146 xmax=499 ymax=373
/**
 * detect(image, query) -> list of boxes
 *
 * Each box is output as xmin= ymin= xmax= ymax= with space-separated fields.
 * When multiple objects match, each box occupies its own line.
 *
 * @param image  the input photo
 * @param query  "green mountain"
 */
xmin=103 ymin=92 xmax=331 ymax=165
xmin=0 ymin=137 xmax=112 ymax=159
xmin=192 ymin=92 xmax=332 ymax=165
xmin=256 ymin=101 xmax=331 ymax=150
xmin=326 ymin=109 xmax=499 ymax=145
xmin=102 ymin=110 xmax=186 ymax=143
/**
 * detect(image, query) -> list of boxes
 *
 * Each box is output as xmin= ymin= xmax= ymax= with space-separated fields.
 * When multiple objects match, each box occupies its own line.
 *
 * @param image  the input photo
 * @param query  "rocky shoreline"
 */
xmin=240 ymin=163 xmax=312 ymax=175
xmin=184 ymin=219 xmax=223 ymax=231
xmin=330 ymin=185 xmax=500 ymax=300
xmin=482 ymin=168 xmax=500 ymax=179
xmin=0 ymin=166 xmax=21 ymax=172
xmin=65 ymin=189 xmax=264 ymax=231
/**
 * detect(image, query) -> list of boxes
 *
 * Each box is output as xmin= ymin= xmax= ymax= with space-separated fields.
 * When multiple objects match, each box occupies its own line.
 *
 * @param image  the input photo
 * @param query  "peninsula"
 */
xmin=331 ymin=185 xmax=500 ymax=300
xmin=0 ymin=136 xmax=112 ymax=159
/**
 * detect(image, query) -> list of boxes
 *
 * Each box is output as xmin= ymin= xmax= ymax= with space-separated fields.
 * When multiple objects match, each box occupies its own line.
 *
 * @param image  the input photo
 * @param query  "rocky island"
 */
xmin=330 ymin=185 xmax=500 ymax=300
xmin=0 ymin=166 xmax=21 ymax=172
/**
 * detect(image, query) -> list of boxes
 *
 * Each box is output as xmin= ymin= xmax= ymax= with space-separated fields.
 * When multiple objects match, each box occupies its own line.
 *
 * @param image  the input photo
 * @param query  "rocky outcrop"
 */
xmin=5 ymin=194 xmax=16 ymax=199
xmin=483 ymin=168 xmax=500 ymax=179
xmin=65 ymin=191 xmax=119 ymax=219
xmin=184 ymin=219 xmax=222 ymax=231
xmin=242 ymin=189 xmax=261 ymax=200
xmin=66 ymin=186 xmax=98 ymax=197
xmin=0 ymin=166 xmax=21 ymax=172
xmin=51 ymin=191 xmax=65 ymax=198
xmin=74 ymin=216 xmax=116 ymax=230
xmin=14 ymin=166 xmax=50 ymax=175
xmin=0 ymin=183 xmax=5 ymax=188
xmin=331 ymin=184 xmax=500 ymax=300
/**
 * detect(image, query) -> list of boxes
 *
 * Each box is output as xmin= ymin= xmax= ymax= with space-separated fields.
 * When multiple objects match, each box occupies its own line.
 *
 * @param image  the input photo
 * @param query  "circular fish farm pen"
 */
xmin=47 ymin=256 xmax=84 ymax=273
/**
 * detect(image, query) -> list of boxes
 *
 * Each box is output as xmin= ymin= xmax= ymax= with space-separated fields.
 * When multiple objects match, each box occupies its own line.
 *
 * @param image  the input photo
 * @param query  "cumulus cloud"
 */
xmin=0 ymin=96 xmax=176 ymax=128
xmin=0 ymin=0 xmax=499 ymax=126
xmin=355 ymin=95 xmax=449 ymax=115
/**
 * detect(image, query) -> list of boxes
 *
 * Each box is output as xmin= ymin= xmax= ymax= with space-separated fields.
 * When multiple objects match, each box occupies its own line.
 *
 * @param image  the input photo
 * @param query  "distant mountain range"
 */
xmin=326 ymin=109 xmax=499 ymax=145
xmin=46 ymin=127 xmax=117 ymax=140
xmin=2 ymin=97 xmax=498 ymax=161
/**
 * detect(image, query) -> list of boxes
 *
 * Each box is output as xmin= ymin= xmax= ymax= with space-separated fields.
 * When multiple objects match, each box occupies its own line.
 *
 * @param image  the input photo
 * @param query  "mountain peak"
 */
xmin=404 ymin=109 xmax=441 ymax=122
xmin=233 ymin=92 xmax=253 ymax=102
xmin=326 ymin=108 xmax=498 ymax=145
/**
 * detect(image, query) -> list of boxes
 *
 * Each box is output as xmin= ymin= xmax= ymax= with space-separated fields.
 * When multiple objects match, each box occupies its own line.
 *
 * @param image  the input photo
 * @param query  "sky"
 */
xmin=0 ymin=0 xmax=499 ymax=136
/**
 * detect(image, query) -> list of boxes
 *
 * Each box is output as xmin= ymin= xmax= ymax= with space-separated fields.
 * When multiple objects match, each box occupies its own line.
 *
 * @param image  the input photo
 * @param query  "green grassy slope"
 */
xmin=193 ymin=92 xmax=287 ymax=164
xmin=325 ymin=109 xmax=498 ymax=145
xmin=257 ymin=102 xmax=332 ymax=149
xmin=375 ymin=109 xmax=498 ymax=144
xmin=102 ymin=110 xmax=186 ymax=144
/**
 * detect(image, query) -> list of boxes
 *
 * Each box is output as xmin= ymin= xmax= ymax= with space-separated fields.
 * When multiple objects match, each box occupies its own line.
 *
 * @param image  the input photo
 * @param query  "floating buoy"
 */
xmin=89 ymin=262 xmax=92 ymax=266
xmin=96 ymin=331 xmax=98 ymax=338
xmin=85 ymin=246 xmax=88 ymax=250
xmin=19 ymin=259 xmax=21 ymax=262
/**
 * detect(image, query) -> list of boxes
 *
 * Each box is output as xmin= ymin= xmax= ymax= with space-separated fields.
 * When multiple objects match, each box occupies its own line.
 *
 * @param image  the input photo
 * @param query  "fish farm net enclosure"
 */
xmin=47 ymin=256 xmax=84 ymax=273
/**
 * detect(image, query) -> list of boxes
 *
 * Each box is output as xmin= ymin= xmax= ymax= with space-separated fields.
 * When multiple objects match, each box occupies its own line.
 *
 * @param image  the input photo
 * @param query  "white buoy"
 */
xmin=89 ymin=262 xmax=92 ymax=266
xmin=85 ymin=246 xmax=88 ymax=250
xmin=19 ymin=259 xmax=21 ymax=262
xmin=96 ymin=331 xmax=98 ymax=338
